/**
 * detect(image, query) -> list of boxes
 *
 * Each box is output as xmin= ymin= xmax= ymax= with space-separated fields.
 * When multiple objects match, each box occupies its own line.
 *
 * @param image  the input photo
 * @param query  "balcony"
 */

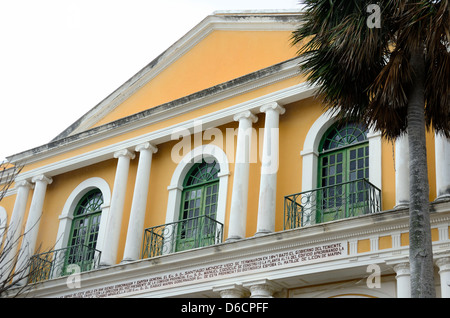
xmin=141 ymin=215 xmax=224 ymax=259
xmin=29 ymin=244 xmax=101 ymax=283
xmin=284 ymin=179 xmax=382 ymax=230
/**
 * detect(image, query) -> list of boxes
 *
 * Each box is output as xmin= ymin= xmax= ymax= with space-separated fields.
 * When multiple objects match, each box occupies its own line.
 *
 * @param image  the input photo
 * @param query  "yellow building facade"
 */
xmin=1 ymin=10 xmax=450 ymax=299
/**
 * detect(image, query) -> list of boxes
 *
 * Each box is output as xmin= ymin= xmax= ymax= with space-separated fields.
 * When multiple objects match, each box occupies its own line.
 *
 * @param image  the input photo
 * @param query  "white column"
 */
xmin=394 ymin=263 xmax=411 ymax=298
xmin=17 ymin=175 xmax=52 ymax=284
xmin=100 ymin=149 xmax=135 ymax=266
xmin=226 ymin=110 xmax=257 ymax=241
xmin=395 ymin=134 xmax=410 ymax=208
xmin=255 ymin=102 xmax=285 ymax=236
xmin=436 ymin=257 xmax=450 ymax=298
xmin=435 ymin=134 xmax=450 ymax=201
xmin=122 ymin=142 xmax=157 ymax=262
xmin=0 ymin=180 xmax=32 ymax=283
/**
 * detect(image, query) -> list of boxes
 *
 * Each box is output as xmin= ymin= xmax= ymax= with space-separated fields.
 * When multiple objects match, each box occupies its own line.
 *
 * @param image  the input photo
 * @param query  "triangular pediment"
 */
xmin=54 ymin=10 xmax=301 ymax=140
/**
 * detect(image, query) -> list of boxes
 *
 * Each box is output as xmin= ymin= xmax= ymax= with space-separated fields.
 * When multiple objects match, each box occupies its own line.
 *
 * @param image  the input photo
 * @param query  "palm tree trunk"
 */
xmin=407 ymin=49 xmax=435 ymax=298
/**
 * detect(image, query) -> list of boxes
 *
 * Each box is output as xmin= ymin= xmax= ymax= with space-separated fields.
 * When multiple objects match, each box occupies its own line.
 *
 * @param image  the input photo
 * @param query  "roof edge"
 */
xmin=51 ymin=10 xmax=303 ymax=142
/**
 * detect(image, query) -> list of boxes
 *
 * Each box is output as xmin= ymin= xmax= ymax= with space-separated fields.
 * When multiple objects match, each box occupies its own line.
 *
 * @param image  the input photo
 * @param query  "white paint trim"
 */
xmin=301 ymin=111 xmax=335 ymax=192
xmin=55 ymin=177 xmax=111 ymax=253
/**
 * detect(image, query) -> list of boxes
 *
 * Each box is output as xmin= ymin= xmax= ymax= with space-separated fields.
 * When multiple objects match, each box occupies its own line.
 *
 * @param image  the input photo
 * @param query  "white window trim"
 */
xmin=55 ymin=177 xmax=111 ymax=253
xmin=300 ymin=112 xmax=382 ymax=193
xmin=165 ymin=144 xmax=230 ymax=228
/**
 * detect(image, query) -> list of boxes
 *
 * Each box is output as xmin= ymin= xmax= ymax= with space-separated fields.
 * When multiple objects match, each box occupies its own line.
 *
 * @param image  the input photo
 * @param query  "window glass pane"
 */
xmin=321 ymin=123 xmax=368 ymax=152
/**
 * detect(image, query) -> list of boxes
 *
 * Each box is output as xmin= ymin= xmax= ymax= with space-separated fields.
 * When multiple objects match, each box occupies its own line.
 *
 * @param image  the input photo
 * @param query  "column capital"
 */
xmin=15 ymin=179 xmax=33 ymax=189
xmin=436 ymin=257 xmax=450 ymax=272
xmin=135 ymin=142 xmax=158 ymax=153
xmin=31 ymin=174 xmax=53 ymax=185
xmin=243 ymin=279 xmax=281 ymax=298
xmin=260 ymin=102 xmax=285 ymax=115
xmin=393 ymin=262 xmax=410 ymax=278
xmin=213 ymin=284 xmax=248 ymax=298
xmin=114 ymin=149 xmax=135 ymax=160
xmin=233 ymin=110 xmax=258 ymax=123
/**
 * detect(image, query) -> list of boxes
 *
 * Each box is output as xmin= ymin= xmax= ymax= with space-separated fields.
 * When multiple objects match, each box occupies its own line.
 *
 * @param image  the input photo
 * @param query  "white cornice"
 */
xmin=11 ymin=56 xmax=313 ymax=175
xmin=54 ymin=12 xmax=303 ymax=140
xmin=15 ymin=78 xmax=317 ymax=182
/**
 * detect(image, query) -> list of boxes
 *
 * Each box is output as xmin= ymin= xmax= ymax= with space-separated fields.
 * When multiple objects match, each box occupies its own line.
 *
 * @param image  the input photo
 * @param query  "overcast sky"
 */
xmin=0 ymin=0 xmax=301 ymax=162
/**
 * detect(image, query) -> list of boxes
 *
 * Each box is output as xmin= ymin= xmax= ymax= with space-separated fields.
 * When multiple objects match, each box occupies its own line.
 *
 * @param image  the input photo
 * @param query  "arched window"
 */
xmin=317 ymin=122 xmax=370 ymax=222
xmin=176 ymin=159 xmax=220 ymax=251
xmin=65 ymin=189 xmax=103 ymax=272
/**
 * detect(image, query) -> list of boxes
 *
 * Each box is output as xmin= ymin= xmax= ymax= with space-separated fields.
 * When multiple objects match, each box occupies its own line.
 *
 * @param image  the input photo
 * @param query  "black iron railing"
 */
xmin=284 ymin=179 xmax=381 ymax=230
xmin=141 ymin=215 xmax=223 ymax=259
xmin=29 ymin=244 xmax=101 ymax=283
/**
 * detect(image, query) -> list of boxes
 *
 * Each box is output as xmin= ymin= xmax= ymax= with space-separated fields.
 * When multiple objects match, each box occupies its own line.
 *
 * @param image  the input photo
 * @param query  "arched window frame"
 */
xmin=55 ymin=177 xmax=111 ymax=254
xmin=165 ymin=145 xmax=230 ymax=229
xmin=301 ymin=112 xmax=382 ymax=193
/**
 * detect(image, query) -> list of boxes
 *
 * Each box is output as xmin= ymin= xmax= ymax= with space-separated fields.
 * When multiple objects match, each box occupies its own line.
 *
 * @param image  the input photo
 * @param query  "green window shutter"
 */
xmin=317 ymin=123 xmax=369 ymax=222
xmin=66 ymin=189 xmax=103 ymax=272
xmin=176 ymin=160 xmax=220 ymax=251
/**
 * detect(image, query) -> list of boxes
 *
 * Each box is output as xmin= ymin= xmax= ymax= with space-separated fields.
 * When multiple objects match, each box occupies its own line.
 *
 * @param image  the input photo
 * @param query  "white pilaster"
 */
xmin=0 ymin=180 xmax=32 ymax=283
xmin=394 ymin=263 xmax=411 ymax=298
xmin=395 ymin=134 xmax=410 ymax=208
xmin=226 ymin=110 xmax=257 ymax=241
xmin=100 ymin=149 xmax=135 ymax=266
xmin=17 ymin=175 xmax=52 ymax=284
xmin=255 ymin=102 xmax=285 ymax=236
xmin=436 ymin=257 xmax=450 ymax=298
xmin=122 ymin=143 xmax=157 ymax=263
xmin=435 ymin=134 xmax=450 ymax=201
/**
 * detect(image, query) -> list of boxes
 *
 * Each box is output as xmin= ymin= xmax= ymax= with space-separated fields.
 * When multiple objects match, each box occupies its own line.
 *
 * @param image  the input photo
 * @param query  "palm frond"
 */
xmin=291 ymin=0 xmax=450 ymax=139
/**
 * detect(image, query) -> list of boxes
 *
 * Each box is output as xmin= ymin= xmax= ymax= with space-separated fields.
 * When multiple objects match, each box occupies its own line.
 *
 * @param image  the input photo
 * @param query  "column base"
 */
xmin=394 ymin=203 xmax=409 ymax=210
xmin=225 ymin=236 xmax=243 ymax=242
xmin=254 ymin=230 xmax=272 ymax=237
xmin=120 ymin=258 xmax=136 ymax=264
xmin=435 ymin=194 xmax=450 ymax=202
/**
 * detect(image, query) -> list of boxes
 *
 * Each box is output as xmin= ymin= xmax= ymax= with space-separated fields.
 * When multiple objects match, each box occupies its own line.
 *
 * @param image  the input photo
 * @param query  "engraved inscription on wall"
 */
xmin=62 ymin=242 xmax=347 ymax=298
